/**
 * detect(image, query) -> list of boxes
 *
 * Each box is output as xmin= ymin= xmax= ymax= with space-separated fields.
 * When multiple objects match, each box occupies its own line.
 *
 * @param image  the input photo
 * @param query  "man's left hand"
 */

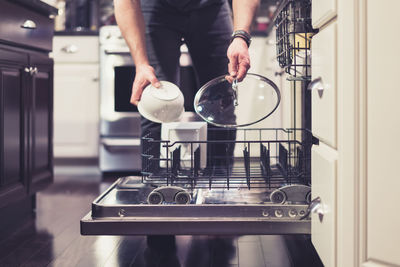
xmin=226 ymin=38 xmax=251 ymax=83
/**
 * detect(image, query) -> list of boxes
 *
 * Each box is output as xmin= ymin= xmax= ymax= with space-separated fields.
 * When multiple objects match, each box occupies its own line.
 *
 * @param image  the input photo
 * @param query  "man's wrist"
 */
xmin=135 ymin=61 xmax=151 ymax=69
xmin=231 ymin=36 xmax=249 ymax=47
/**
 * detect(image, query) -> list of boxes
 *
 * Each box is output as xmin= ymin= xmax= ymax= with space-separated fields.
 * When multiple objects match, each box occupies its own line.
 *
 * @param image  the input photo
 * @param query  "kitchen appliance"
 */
xmin=99 ymin=26 xmax=199 ymax=173
xmin=84 ymin=0 xmax=317 ymax=235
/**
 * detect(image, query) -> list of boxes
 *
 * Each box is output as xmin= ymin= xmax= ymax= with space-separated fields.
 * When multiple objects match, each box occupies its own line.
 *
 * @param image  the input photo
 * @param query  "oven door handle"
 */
xmin=104 ymin=49 xmax=131 ymax=55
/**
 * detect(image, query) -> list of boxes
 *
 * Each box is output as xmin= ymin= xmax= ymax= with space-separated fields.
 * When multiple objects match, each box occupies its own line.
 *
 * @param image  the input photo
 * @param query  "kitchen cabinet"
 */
xmin=311 ymin=22 xmax=337 ymax=148
xmin=0 ymin=0 xmax=55 ymax=240
xmin=53 ymin=36 xmax=99 ymax=158
xmin=312 ymin=0 xmax=337 ymax=29
xmin=0 ymin=47 xmax=28 ymax=207
xmin=310 ymin=0 xmax=400 ymax=266
xmin=0 ymin=48 xmax=53 ymax=205
xmin=29 ymin=52 xmax=53 ymax=193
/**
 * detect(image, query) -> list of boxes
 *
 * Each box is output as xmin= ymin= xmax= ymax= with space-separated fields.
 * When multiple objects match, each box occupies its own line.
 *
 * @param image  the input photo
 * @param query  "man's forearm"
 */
xmin=232 ymin=0 xmax=260 ymax=33
xmin=114 ymin=0 xmax=148 ymax=66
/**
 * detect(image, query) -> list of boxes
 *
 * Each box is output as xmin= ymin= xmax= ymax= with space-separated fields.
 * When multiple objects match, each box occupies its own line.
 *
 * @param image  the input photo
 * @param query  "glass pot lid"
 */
xmin=194 ymin=73 xmax=281 ymax=127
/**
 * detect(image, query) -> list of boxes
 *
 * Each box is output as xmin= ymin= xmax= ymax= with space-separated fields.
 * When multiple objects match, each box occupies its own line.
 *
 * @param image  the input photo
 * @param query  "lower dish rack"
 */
xmin=81 ymin=128 xmax=314 ymax=236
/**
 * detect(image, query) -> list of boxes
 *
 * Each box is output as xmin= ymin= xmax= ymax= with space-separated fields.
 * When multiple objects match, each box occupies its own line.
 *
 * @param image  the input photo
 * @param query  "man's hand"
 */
xmin=130 ymin=64 xmax=160 ymax=105
xmin=225 ymin=38 xmax=251 ymax=83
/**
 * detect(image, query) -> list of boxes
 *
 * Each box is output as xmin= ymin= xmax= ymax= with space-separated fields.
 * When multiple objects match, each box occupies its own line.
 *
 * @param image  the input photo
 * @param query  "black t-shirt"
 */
xmin=165 ymin=0 xmax=224 ymax=10
xmin=141 ymin=0 xmax=226 ymax=12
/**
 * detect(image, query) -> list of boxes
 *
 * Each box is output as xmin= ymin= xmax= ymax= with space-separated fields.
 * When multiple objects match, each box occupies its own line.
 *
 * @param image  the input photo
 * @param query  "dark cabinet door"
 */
xmin=28 ymin=53 xmax=53 ymax=193
xmin=0 ymin=47 xmax=29 ymax=208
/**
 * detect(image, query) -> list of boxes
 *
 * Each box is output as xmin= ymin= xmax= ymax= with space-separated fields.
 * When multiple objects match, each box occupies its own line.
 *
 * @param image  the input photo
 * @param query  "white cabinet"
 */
xmin=311 ymin=143 xmax=337 ymax=267
xmin=53 ymin=36 xmax=99 ymax=63
xmin=311 ymin=22 xmax=337 ymax=148
xmin=361 ymin=0 xmax=400 ymax=266
xmin=311 ymin=0 xmax=400 ymax=266
xmin=312 ymin=0 xmax=337 ymax=29
xmin=53 ymin=36 xmax=99 ymax=158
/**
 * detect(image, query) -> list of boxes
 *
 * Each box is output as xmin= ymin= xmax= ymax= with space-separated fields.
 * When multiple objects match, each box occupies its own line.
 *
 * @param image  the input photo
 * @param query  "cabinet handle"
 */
xmin=21 ymin=20 xmax=37 ymax=29
xmin=24 ymin=67 xmax=38 ymax=75
xmin=61 ymin=44 xmax=79 ymax=54
xmin=30 ymin=67 xmax=38 ymax=75
xmin=300 ymin=196 xmax=324 ymax=222
xmin=307 ymin=77 xmax=324 ymax=98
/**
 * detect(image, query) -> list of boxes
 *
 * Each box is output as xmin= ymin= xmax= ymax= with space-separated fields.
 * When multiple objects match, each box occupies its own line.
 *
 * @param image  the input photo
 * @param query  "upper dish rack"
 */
xmin=275 ymin=0 xmax=317 ymax=80
xmin=141 ymin=128 xmax=312 ymax=192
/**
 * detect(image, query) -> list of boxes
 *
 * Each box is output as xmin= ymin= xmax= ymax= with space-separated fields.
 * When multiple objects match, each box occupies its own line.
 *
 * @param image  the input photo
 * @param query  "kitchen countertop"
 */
xmin=55 ymin=30 xmax=99 ymax=36
xmin=8 ymin=0 xmax=58 ymax=16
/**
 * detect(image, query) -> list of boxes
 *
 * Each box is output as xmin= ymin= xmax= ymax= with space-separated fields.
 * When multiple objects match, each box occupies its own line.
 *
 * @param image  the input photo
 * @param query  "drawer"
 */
xmin=312 ymin=0 xmax=337 ymax=29
xmin=53 ymin=36 xmax=99 ymax=63
xmin=311 ymin=142 xmax=337 ymax=267
xmin=311 ymin=22 xmax=337 ymax=148
xmin=0 ymin=1 xmax=53 ymax=51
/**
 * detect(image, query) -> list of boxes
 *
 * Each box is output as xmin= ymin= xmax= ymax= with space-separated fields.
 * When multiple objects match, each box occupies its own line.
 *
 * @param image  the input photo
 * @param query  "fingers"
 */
xmin=236 ymin=57 xmax=250 ymax=82
xmin=228 ymin=55 xmax=238 ymax=77
xmin=130 ymin=79 xmax=149 ymax=106
xmin=130 ymin=65 xmax=159 ymax=105
xmin=225 ymin=75 xmax=234 ymax=83
xmin=150 ymin=75 xmax=161 ymax=88
xmin=226 ymin=56 xmax=250 ymax=83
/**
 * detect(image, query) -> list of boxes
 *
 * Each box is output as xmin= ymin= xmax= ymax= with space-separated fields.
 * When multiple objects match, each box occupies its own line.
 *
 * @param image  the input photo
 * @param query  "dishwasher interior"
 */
xmin=81 ymin=0 xmax=317 ymax=236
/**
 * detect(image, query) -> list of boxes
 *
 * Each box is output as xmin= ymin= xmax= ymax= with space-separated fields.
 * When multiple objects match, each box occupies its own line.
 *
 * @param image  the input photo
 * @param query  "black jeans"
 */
xmin=140 ymin=0 xmax=236 ymax=169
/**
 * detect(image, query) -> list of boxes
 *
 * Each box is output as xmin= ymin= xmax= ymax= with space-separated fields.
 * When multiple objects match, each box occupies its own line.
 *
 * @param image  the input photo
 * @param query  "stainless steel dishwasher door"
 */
xmin=80 ymin=177 xmax=310 ymax=235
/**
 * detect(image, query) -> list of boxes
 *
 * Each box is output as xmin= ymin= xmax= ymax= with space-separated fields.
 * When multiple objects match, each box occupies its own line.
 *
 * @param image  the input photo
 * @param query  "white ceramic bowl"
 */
xmin=138 ymin=81 xmax=185 ymax=123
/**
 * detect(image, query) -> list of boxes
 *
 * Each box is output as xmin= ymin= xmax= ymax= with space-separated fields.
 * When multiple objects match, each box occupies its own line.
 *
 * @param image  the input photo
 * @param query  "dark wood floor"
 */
xmin=0 ymin=165 xmax=323 ymax=267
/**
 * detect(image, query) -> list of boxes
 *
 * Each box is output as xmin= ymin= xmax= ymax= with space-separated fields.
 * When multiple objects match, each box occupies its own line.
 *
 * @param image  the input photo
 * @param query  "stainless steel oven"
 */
xmin=99 ymin=26 xmax=200 ymax=173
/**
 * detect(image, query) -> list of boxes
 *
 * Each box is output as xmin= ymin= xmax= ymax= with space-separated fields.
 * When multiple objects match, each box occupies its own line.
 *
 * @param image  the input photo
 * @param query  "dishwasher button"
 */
xmin=289 ymin=209 xmax=298 ymax=218
xmin=262 ymin=210 xmax=270 ymax=217
xmin=118 ymin=208 xmax=126 ymax=217
xmin=275 ymin=209 xmax=283 ymax=218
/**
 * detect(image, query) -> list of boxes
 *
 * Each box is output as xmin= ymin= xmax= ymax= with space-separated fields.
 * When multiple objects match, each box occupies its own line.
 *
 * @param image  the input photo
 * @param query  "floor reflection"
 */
xmin=129 ymin=235 xmax=236 ymax=267
xmin=184 ymin=236 xmax=235 ymax=267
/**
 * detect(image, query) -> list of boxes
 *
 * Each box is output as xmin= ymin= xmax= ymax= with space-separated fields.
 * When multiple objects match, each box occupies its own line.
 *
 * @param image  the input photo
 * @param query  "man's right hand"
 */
xmin=130 ymin=64 xmax=161 ymax=106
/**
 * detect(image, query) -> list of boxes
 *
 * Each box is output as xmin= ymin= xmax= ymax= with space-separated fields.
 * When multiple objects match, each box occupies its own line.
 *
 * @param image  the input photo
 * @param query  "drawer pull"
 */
xmin=300 ymin=196 xmax=324 ymax=222
xmin=21 ymin=20 xmax=37 ymax=29
xmin=61 ymin=45 xmax=79 ymax=54
xmin=30 ymin=67 xmax=38 ymax=75
xmin=24 ymin=67 xmax=38 ymax=75
xmin=308 ymin=77 xmax=324 ymax=97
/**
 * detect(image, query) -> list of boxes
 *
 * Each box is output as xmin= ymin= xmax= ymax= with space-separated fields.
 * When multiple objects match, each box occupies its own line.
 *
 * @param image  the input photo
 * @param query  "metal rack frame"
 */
xmin=141 ymin=128 xmax=313 ymax=192
xmin=275 ymin=0 xmax=317 ymax=80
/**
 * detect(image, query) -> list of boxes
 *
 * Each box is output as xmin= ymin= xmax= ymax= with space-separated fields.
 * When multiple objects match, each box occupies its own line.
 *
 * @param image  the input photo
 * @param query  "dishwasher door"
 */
xmin=81 ymin=128 xmax=313 ymax=235
xmin=81 ymin=177 xmax=310 ymax=235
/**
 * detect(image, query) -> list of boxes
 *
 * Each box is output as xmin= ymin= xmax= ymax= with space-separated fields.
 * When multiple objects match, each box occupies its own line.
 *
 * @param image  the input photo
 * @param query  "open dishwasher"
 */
xmin=81 ymin=0 xmax=317 ymax=236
